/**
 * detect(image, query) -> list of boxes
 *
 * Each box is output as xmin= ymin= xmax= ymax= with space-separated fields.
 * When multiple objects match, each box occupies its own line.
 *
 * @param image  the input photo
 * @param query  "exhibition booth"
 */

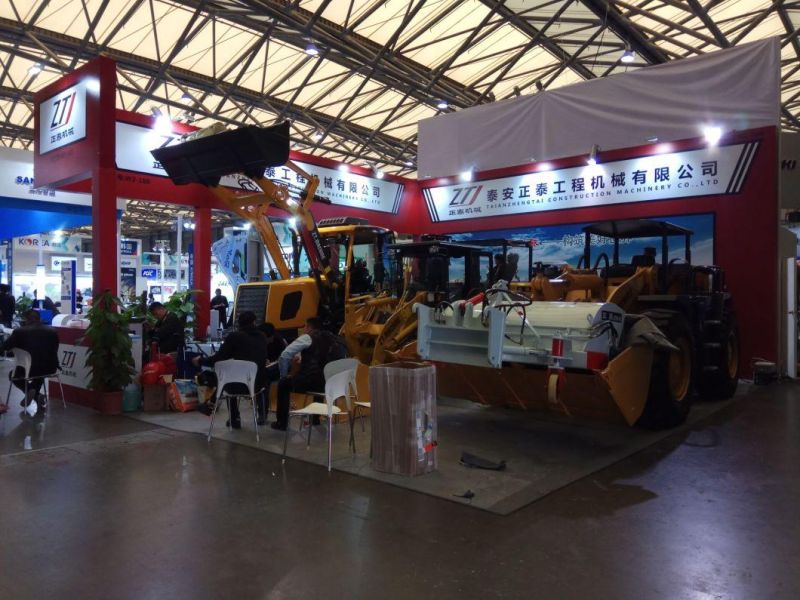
xmin=3 ymin=37 xmax=791 ymax=417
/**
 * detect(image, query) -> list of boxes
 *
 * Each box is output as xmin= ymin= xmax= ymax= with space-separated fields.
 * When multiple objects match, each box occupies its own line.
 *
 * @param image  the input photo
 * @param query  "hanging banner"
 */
xmin=211 ymin=232 xmax=248 ymax=293
xmin=60 ymin=259 xmax=77 ymax=314
xmin=116 ymin=121 xmax=403 ymax=213
xmin=120 ymin=267 xmax=136 ymax=299
xmin=422 ymin=141 xmax=759 ymax=223
xmin=15 ymin=233 xmax=83 ymax=253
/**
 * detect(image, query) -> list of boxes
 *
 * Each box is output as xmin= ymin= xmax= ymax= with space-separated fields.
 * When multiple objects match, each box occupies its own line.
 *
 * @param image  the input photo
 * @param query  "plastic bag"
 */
xmin=167 ymin=380 xmax=198 ymax=412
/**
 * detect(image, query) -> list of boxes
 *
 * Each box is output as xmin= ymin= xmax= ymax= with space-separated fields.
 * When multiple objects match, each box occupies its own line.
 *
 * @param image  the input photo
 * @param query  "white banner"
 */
xmin=423 ymin=142 xmax=759 ymax=223
xmin=211 ymin=232 xmax=249 ymax=293
xmin=0 ymin=147 xmax=90 ymax=205
xmin=39 ymin=81 xmax=87 ymax=154
xmin=116 ymin=121 xmax=404 ymax=213
xmin=15 ymin=233 xmax=84 ymax=253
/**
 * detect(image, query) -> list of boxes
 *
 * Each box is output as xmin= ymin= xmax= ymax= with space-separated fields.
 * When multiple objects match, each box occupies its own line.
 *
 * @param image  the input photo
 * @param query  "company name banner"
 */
xmin=116 ymin=121 xmax=403 ymax=214
xmin=422 ymin=142 xmax=758 ymax=222
xmin=39 ymin=81 xmax=87 ymax=154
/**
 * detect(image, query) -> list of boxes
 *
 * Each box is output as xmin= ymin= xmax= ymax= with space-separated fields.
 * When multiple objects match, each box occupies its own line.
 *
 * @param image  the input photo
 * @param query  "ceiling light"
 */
xmin=305 ymin=42 xmax=320 ymax=57
xmin=587 ymin=144 xmax=600 ymax=166
xmin=621 ymin=43 xmax=635 ymax=64
xmin=180 ymin=91 xmax=192 ymax=102
xmin=404 ymin=160 xmax=414 ymax=167
xmin=459 ymin=169 xmax=473 ymax=182
xmin=313 ymin=131 xmax=323 ymax=140
xmin=436 ymin=100 xmax=449 ymax=110
xmin=28 ymin=63 xmax=43 ymax=76
xmin=338 ymin=164 xmax=349 ymax=173
xmin=703 ymin=126 xmax=723 ymax=146
xmin=646 ymin=136 xmax=659 ymax=143
xmin=375 ymin=169 xmax=385 ymax=180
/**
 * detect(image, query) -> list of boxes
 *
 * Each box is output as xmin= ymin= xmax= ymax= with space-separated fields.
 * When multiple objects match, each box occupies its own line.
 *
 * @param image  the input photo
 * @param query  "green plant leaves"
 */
xmin=82 ymin=290 xmax=135 ymax=392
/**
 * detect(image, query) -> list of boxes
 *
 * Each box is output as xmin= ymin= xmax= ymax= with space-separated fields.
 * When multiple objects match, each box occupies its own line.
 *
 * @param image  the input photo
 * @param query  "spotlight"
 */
xmin=404 ymin=160 xmax=414 ymax=167
xmin=587 ymin=144 xmax=600 ymax=166
xmin=28 ymin=63 xmax=42 ymax=76
xmin=374 ymin=168 xmax=385 ymax=180
xmin=621 ymin=43 xmax=635 ymax=63
xmin=338 ymin=164 xmax=349 ymax=173
xmin=313 ymin=131 xmax=323 ymax=140
xmin=155 ymin=113 xmax=173 ymax=136
xmin=180 ymin=91 xmax=193 ymax=102
xmin=305 ymin=42 xmax=320 ymax=57
xmin=703 ymin=126 xmax=723 ymax=146
xmin=436 ymin=100 xmax=449 ymax=110
xmin=459 ymin=169 xmax=473 ymax=182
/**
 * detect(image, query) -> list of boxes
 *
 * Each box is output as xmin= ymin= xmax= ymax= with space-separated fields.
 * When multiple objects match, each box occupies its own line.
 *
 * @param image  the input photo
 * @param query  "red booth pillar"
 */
xmin=92 ymin=167 xmax=118 ymax=296
xmin=193 ymin=205 xmax=211 ymax=338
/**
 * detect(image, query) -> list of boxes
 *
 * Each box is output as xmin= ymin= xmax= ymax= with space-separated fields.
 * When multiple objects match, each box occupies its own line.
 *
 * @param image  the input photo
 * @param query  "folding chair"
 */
xmin=208 ymin=359 xmax=260 ymax=443
xmin=282 ymin=368 xmax=355 ymax=472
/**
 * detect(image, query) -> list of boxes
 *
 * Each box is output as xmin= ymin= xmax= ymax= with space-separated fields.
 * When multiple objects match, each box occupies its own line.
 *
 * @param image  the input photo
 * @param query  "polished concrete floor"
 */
xmin=1 ymin=381 xmax=799 ymax=599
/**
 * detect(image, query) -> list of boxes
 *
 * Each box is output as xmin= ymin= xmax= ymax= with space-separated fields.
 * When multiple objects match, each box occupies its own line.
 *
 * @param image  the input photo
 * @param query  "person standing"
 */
xmin=0 ymin=284 xmax=15 ymax=327
xmin=191 ymin=311 xmax=269 ymax=428
xmin=210 ymin=288 xmax=229 ymax=330
xmin=148 ymin=302 xmax=185 ymax=355
xmin=1 ymin=309 xmax=60 ymax=412
xmin=271 ymin=317 xmax=346 ymax=431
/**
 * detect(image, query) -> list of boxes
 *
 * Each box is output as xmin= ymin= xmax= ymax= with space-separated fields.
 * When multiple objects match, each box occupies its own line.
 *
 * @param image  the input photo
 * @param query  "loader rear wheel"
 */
xmin=696 ymin=316 xmax=740 ymax=400
xmin=636 ymin=311 xmax=694 ymax=429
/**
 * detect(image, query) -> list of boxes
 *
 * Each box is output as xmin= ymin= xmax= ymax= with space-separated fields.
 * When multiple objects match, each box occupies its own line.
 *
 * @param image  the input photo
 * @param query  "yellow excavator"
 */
xmin=152 ymin=121 xmax=397 ymax=356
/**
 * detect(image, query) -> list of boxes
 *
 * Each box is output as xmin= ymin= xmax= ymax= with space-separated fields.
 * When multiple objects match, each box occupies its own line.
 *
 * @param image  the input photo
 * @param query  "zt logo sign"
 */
xmin=449 ymin=185 xmax=482 ymax=206
xmin=782 ymin=159 xmax=797 ymax=171
xmin=61 ymin=350 xmax=77 ymax=369
xmin=50 ymin=92 xmax=77 ymax=130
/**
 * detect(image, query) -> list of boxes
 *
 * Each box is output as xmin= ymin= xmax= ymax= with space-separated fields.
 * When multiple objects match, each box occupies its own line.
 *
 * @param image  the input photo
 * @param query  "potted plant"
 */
xmin=82 ymin=290 xmax=136 ymax=415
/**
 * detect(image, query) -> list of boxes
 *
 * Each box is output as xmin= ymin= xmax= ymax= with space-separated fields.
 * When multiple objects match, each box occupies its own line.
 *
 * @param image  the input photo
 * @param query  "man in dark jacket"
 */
xmin=192 ymin=311 xmax=269 ymax=429
xmin=210 ymin=288 xmax=229 ymax=330
xmin=0 ymin=284 xmax=14 ymax=327
xmin=149 ymin=302 xmax=184 ymax=354
xmin=1 ymin=309 xmax=60 ymax=411
xmin=271 ymin=316 xmax=346 ymax=431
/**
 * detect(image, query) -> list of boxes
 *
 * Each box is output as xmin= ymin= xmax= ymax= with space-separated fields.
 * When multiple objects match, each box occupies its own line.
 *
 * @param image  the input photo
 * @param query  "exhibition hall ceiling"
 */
xmin=0 ymin=0 xmax=797 ymax=180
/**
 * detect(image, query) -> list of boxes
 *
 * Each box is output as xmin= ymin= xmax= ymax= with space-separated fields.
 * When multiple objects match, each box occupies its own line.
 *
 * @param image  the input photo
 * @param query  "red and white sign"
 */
xmin=38 ymin=81 xmax=87 ymax=154
xmin=422 ymin=142 xmax=759 ymax=223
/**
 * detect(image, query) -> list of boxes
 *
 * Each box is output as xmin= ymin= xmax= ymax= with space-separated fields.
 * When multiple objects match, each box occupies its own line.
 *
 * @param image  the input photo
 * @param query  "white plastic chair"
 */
xmin=282 ymin=368 xmax=355 ymax=471
xmin=323 ymin=358 xmax=359 ymax=381
xmin=208 ymin=359 xmax=260 ymax=443
xmin=5 ymin=348 xmax=67 ymax=411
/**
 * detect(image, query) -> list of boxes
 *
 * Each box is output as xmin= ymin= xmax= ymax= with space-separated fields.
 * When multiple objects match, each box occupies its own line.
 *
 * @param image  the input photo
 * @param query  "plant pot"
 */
xmin=97 ymin=390 xmax=123 ymax=416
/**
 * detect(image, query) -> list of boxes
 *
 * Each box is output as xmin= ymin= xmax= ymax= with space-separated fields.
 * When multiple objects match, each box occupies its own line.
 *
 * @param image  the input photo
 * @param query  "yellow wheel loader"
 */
xmin=414 ymin=218 xmax=739 ymax=429
xmin=152 ymin=122 xmax=396 ymax=351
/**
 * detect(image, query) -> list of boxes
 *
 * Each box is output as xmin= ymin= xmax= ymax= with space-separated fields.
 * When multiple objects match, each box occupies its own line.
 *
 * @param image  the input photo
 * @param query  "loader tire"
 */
xmin=696 ymin=316 xmax=740 ymax=400
xmin=636 ymin=311 xmax=694 ymax=429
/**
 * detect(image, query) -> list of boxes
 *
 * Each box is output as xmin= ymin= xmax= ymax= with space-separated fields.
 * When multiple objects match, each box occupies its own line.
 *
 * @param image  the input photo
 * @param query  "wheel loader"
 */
xmin=151 ymin=122 xmax=396 ymax=348
xmin=415 ymin=218 xmax=740 ymax=429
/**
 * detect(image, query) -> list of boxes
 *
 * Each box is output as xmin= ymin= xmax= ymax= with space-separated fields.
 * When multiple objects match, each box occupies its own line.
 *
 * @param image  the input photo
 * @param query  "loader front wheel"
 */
xmin=636 ymin=311 xmax=694 ymax=429
xmin=696 ymin=316 xmax=740 ymax=400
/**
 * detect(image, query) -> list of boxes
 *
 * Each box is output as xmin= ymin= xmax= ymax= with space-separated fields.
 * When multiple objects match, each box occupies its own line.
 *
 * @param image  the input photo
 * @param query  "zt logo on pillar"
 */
xmin=449 ymin=185 xmax=483 ymax=207
xmin=50 ymin=92 xmax=77 ymax=130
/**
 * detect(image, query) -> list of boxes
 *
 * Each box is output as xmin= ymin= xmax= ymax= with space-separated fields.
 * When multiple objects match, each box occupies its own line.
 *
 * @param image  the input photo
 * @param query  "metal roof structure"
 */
xmin=0 ymin=0 xmax=798 ymax=234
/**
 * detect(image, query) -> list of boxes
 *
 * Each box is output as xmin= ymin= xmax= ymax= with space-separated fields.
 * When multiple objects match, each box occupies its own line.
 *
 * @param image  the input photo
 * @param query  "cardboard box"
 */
xmin=142 ymin=384 xmax=168 ymax=412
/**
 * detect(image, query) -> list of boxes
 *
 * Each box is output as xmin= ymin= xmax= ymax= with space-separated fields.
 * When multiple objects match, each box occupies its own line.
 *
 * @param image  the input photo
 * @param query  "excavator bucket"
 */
xmin=151 ymin=121 xmax=290 ymax=186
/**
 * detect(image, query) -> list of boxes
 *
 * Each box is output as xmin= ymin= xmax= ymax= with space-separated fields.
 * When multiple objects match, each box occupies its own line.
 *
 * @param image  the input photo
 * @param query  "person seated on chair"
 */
xmin=0 ymin=309 xmax=60 ymax=412
xmin=349 ymin=258 xmax=372 ymax=295
xmin=271 ymin=316 xmax=347 ymax=431
xmin=148 ymin=302 xmax=184 ymax=355
xmin=191 ymin=311 xmax=269 ymax=429
xmin=257 ymin=322 xmax=287 ymax=364
xmin=0 ymin=283 xmax=15 ymax=327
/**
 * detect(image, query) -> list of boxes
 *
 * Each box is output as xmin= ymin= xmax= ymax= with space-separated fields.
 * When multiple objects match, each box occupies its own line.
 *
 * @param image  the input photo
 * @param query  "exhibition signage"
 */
xmin=211 ymin=232 xmax=248 ymax=293
xmin=51 ymin=256 xmax=76 ymax=271
xmin=60 ymin=259 xmax=77 ymax=314
xmin=58 ymin=343 xmax=90 ymax=388
xmin=116 ymin=121 xmax=404 ymax=214
xmin=38 ymin=81 xmax=88 ymax=155
xmin=422 ymin=142 xmax=759 ymax=222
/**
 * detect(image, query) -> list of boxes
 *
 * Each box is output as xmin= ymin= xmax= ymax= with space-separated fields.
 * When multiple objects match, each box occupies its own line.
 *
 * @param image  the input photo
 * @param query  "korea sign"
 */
xmin=39 ymin=82 xmax=87 ymax=154
xmin=423 ymin=142 xmax=759 ymax=222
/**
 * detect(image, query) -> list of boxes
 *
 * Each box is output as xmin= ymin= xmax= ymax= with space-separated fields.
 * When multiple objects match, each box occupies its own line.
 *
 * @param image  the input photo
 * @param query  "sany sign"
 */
xmin=422 ymin=141 xmax=759 ymax=222
xmin=38 ymin=81 xmax=87 ymax=154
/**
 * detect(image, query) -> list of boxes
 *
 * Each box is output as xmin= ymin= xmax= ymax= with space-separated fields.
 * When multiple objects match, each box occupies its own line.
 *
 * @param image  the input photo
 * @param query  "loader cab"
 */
xmin=386 ymin=241 xmax=493 ymax=302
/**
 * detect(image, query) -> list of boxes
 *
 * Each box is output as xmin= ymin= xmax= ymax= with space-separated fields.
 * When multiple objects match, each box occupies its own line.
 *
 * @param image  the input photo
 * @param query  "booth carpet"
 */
xmin=128 ymin=391 xmax=744 ymax=516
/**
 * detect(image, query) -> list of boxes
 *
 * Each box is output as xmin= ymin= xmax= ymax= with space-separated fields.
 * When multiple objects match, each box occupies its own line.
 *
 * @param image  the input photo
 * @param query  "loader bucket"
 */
xmin=151 ymin=121 xmax=290 ymax=186
xmin=435 ymin=343 xmax=654 ymax=426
